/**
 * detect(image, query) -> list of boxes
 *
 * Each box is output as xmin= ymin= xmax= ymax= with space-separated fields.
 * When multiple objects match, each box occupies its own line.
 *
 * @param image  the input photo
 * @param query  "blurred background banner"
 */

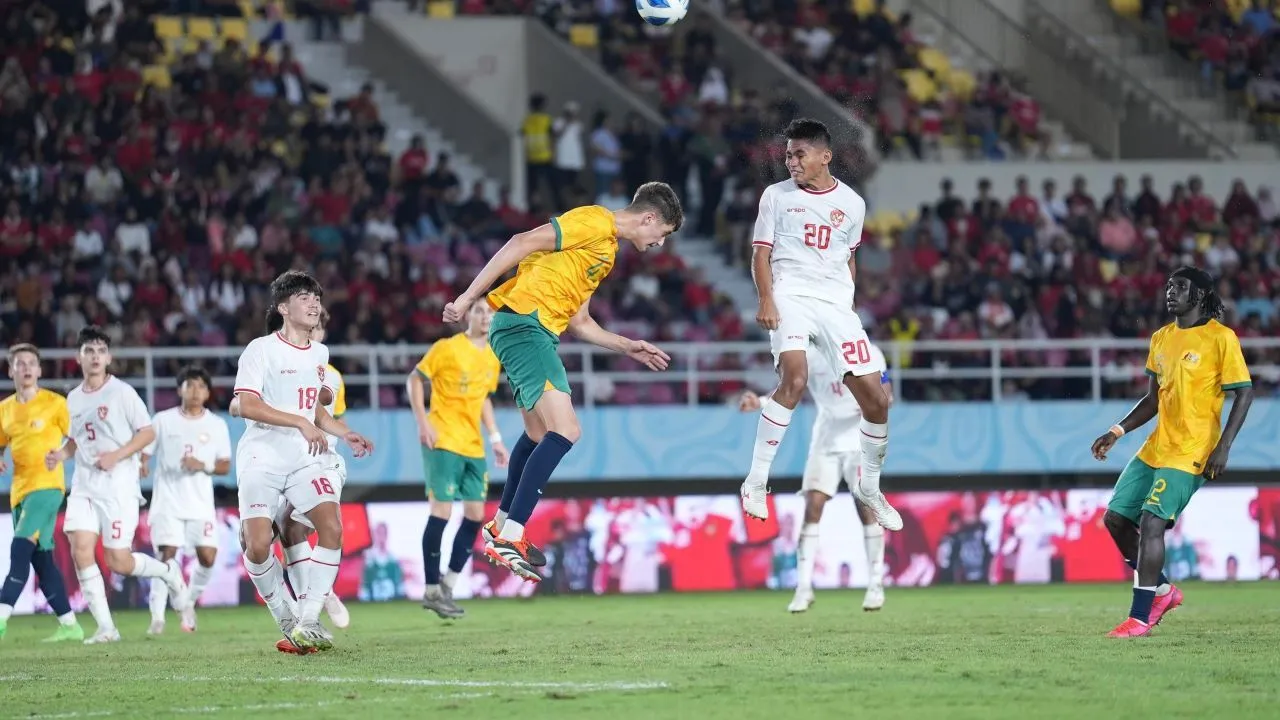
xmin=4 ymin=486 xmax=1274 ymax=615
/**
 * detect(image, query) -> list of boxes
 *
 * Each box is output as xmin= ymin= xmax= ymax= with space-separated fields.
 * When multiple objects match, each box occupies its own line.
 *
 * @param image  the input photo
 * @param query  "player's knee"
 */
xmin=1103 ymin=510 xmax=1133 ymax=536
xmin=429 ymin=499 xmax=453 ymax=519
xmin=553 ymin=421 xmax=581 ymax=444
xmin=777 ymin=371 xmax=807 ymax=404
xmin=462 ymin=502 xmax=485 ymax=522
xmin=311 ymin=511 xmax=343 ymax=547
xmin=196 ymin=548 xmax=217 ymax=568
xmin=1138 ymin=511 xmax=1168 ymax=537
xmin=283 ymin=519 xmax=311 ymax=546
xmin=103 ymin=548 xmax=132 ymax=574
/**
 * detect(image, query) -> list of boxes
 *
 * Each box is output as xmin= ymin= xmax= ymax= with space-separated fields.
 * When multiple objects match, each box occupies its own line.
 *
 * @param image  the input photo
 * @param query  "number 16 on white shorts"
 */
xmin=237 ymin=455 xmax=345 ymax=523
xmin=769 ymin=295 xmax=881 ymax=377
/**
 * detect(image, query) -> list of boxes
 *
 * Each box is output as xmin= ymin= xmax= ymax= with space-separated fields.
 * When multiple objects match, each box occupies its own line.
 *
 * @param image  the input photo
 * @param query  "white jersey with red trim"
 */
xmin=66 ymin=376 xmax=152 ymax=499
xmin=233 ymin=332 xmax=330 ymax=473
xmin=145 ymin=407 xmax=233 ymax=520
xmin=751 ymin=178 xmax=866 ymax=310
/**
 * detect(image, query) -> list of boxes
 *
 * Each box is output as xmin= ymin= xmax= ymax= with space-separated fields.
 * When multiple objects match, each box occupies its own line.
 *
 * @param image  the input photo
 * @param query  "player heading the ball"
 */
xmin=741 ymin=118 xmax=901 ymax=532
xmin=442 ymin=182 xmax=683 ymax=583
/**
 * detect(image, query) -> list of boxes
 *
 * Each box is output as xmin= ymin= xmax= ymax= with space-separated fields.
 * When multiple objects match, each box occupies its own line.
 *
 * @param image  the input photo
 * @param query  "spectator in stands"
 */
xmin=553 ymin=101 xmax=586 ymax=206
xmin=589 ymin=110 xmax=622 ymax=199
xmin=522 ymin=93 xmax=556 ymax=207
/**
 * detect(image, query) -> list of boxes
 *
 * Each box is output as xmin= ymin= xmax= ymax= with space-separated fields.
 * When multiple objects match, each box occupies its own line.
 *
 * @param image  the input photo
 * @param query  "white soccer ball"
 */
xmin=635 ymin=0 xmax=688 ymax=26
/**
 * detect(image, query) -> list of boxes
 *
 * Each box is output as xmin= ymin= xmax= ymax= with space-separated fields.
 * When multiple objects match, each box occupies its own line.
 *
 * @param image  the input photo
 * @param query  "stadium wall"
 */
xmin=2 ymin=487 xmax=1275 ymax=615
xmin=4 ymin=402 xmax=1277 ymax=494
xmin=867 ymin=161 xmax=1280 ymax=213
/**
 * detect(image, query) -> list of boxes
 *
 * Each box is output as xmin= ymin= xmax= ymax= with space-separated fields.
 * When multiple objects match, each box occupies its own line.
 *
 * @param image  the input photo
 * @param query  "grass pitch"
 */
xmin=3 ymin=583 xmax=1278 ymax=719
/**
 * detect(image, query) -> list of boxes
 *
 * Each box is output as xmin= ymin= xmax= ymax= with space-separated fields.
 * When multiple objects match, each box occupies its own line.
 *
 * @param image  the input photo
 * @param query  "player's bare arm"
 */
xmin=236 ymin=392 xmax=327 ymax=455
xmin=738 ymin=390 xmax=763 ymax=412
xmin=181 ymin=454 xmax=231 ymax=476
xmin=847 ymin=253 xmax=858 ymax=307
xmin=482 ymin=397 xmax=509 ymax=467
xmin=1204 ymin=384 xmax=1254 ymax=480
xmin=319 ymin=387 xmax=334 ymax=407
xmin=443 ymin=224 xmax=558 ymax=323
xmin=45 ymin=437 xmax=77 ymax=470
xmin=314 ymin=404 xmax=373 ymax=457
xmin=751 ymin=244 xmax=779 ymax=330
xmin=96 ymin=425 xmax=155 ymax=471
xmin=1092 ymin=374 xmax=1159 ymax=461
xmin=405 ymin=371 xmax=437 ymax=448
xmin=568 ymin=300 xmax=670 ymax=371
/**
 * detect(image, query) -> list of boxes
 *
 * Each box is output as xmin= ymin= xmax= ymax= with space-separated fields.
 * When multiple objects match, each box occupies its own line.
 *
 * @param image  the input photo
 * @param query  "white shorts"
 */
xmin=238 ymin=452 xmax=345 ymax=523
xmin=64 ymin=493 xmax=141 ymax=550
xmin=801 ymin=450 xmax=861 ymax=498
xmin=770 ymin=294 xmax=882 ymax=378
xmin=151 ymin=514 xmax=218 ymax=550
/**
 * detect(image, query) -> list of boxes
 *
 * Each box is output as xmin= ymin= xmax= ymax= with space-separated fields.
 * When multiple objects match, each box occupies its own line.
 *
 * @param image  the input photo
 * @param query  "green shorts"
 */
xmin=488 ymin=308 xmax=570 ymax=411
xmin=425 ymin=448 xmax=488 ymax=502
xmin=13 ymin=488 xmax=64 ymax=550
xmin=1108 ymin=456 xmax=1205 ymax=523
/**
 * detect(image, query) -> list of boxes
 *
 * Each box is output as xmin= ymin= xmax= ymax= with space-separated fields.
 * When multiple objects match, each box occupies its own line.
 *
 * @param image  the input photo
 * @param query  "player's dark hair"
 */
xmin=265 ymin=270 xmax=324 ymax=333
xmin=176 ymin=365 xmax=212 ymax=390
xmin=783 ymin=118 xmax=832 ymax=148
xmin=77 ymin=325 xmax=111 ymax=349
xmin=1170 ymin=266 xmax=1224 ymax=321
xmin=7 ymin=343 xmax=39 ymax=361
xmin=628 ymin=181 xmax=684 ymax=232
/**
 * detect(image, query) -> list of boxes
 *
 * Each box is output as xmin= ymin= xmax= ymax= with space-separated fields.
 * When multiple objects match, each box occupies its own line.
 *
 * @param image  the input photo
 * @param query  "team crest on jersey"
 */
xmin=829 ymin=209 xmax=846 ymax=228
xmin=198 ymin=433 xmax=210 ymax=444
xmin=317 ymin=365 xmax=326 ymax=382
xmin=97 ymin=406 xmax=108 ymax=420
xmin=30 ymin=419 xmax=43 ymax=430
xmin=1182 ymin=351 xmax=1200 ymax=366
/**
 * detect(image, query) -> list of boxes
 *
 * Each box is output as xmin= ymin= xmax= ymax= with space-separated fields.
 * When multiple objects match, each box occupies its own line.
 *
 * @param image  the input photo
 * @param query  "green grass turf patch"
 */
xmin=2 ymin=583 xmax=1277 ymax=719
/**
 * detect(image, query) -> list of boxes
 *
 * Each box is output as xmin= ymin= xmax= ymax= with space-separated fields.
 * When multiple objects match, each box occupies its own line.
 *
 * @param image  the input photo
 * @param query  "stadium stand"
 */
xmin=0 ymin=2 xmax=744 ymax=410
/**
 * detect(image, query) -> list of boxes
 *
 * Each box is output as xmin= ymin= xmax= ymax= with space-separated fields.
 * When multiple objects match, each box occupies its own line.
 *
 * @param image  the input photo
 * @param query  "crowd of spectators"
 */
xmin=0 ymin=1 xmax=744 ymax=410
xmin=830 ymin=173 xmax=1280 ymax=401
xmin=1128 ymin=0 xmax=1280 ymax=135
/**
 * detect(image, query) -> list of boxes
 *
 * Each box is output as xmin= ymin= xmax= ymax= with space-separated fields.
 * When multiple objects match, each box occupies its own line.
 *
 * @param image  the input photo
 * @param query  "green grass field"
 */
xmin=3 ymin=583 xmax=1278 ymax=719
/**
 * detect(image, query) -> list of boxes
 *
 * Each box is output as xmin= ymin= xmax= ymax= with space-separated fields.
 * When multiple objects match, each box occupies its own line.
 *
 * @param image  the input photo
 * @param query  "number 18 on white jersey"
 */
xmin=233 ymin=332 xmax=330 ymax=473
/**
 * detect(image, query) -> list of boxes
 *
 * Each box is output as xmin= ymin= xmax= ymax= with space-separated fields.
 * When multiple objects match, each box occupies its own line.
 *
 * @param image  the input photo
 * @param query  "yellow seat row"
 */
xmin=154 ymin=16 xmax=250 ymax=44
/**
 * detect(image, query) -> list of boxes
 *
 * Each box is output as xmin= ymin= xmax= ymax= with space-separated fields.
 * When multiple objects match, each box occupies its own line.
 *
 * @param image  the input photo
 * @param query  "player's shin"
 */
xmin=450 ymin=518 xmax=483 ymax=575
xmin=147 ymin=577 xmax=168 ymax=628
xmin=423 ymin=515 xmax=448 ymax=587
xmin=864 ymin=525 xmax=886 ymax=585
xmin=298 ymin=546 xmax=341 ymax=624
xmin=748 ymin=399 xmax=793 ymax=483
xmin=243 ymin=554 xmax=293 ymax=623
xmin=856 ymin=419 xmax=889 ymax=495
xmin=31 ymin=550 xmax=76 ymax=624
xmin=496 ymin=433 xmax=538 ymax=527
xmin=284 ymin=542 xmax=311 ymax=601
xmin=0 ymin=538 xmax=37 ymax=616
xmin=188 ymin=564 xmax=214 ymax=603
xmin=796 ymin=523 xmax=819 ymax=591
xmin=501 ymin=432 xmax=574 ymax=541
xmin=127 ymin=552 xmax=171 ymax=578
xmin=76 ymin=565 xmax=115 ymax=632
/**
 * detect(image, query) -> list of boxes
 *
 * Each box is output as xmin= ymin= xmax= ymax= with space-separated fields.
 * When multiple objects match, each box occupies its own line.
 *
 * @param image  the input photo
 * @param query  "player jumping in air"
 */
xmin=1091 ymin=266 xmax=1253 ymax=638
xmin=442 ymin=182 xmax=682 ymax=582
xmin=140 ymin=366 xmax=232 ymax=635
xmin=741 ymin=119 xmax=901 ymax=533
xmin=739 ymin=341 xmax=893 ymax=612
xmin=409 ymin=301 xmax=509 ymax=618
xmin=51 ymin=327 xmax=190 ymax=644
xmin=234 ymin=272 xmax=373 ymax=651
xmin=0 ymin=344 xmax=84 ymax=642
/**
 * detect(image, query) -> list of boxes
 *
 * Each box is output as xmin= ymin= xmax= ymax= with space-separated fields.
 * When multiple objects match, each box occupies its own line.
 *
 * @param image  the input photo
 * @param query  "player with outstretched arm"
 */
xmin=739 ymin=341 xmax=893 ymax=612
xmin=140 ymin=366 xmax=232 ymax=635
xmin=0 ymin=344 xmax=84 ymax=643
xmin=740 ymin=119 xmax=900 ymax=534
xmin=233 ymin=272 xmax=373 ymax=652
xmin=409 ymin=301 xmax=509 ymax=618
xmin=1091 ymin=266 xmax=1253 ymax=638
xmin=51 ymin=327 xmax=190 ymax=644
xmin=442 ymin=182 xmax=682 ymax=583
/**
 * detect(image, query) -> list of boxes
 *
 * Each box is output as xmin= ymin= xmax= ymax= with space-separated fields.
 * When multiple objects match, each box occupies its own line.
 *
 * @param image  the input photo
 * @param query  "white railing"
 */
xmin=6 ymin=338 xmax=1278 ymax=408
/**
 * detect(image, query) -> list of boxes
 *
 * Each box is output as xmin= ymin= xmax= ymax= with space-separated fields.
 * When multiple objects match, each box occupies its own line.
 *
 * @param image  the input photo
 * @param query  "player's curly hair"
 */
xmin=265 ymin=271 xmax=324 ymax=333
xmin=784 ymin=118 xmax=832 ymax=147
xmin=77 ymin=325 xmax=111 ymax=349
xmin=628 ymin=181 xmax=684 ymax=233
xmin=1170 ymin=266 xmax=1224 ymax=321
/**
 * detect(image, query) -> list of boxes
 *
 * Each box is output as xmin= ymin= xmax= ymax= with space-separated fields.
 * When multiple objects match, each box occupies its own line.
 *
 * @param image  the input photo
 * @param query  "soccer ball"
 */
xmin=635 ymin=0 xmax=688 ymax=26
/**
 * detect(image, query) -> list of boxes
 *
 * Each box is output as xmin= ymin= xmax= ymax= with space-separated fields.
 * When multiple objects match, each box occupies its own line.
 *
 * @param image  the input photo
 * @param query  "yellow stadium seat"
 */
xmin=946 ymin=68 xmax=977 ymax=99
xmin=163 ymin=36 xmax=188 ymax=62
xmin=871 ymin=210 xmax=906 ymax=234
xmin=899 ymin=69 xmax=937 ymax=103
xmin=917 ymin=47 xmax=951 ymax=76
xmin=1099 ymin=260 xmax=1118 ymax=283
xmin=1110 ymin=0 xmax=1141 ymax=17
xmin=221 ymin=18 xmax=249 ymax=43
xmin=188 ymin=17 xmax=216 ymax=41
xmin=239 ymin=0 xmax=256 ymax=17
xmin=142 ymin=65 xmax=172 ymax=89
xmin=427 ymin=0 xmax=455 ymax=18
xmin=569 ymin=23 xmax=599 ymax=48
xmin=153 ymin=16 xmax=183 ymax=40
xmin=853 ymin=0 xmax=876 ymax=17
